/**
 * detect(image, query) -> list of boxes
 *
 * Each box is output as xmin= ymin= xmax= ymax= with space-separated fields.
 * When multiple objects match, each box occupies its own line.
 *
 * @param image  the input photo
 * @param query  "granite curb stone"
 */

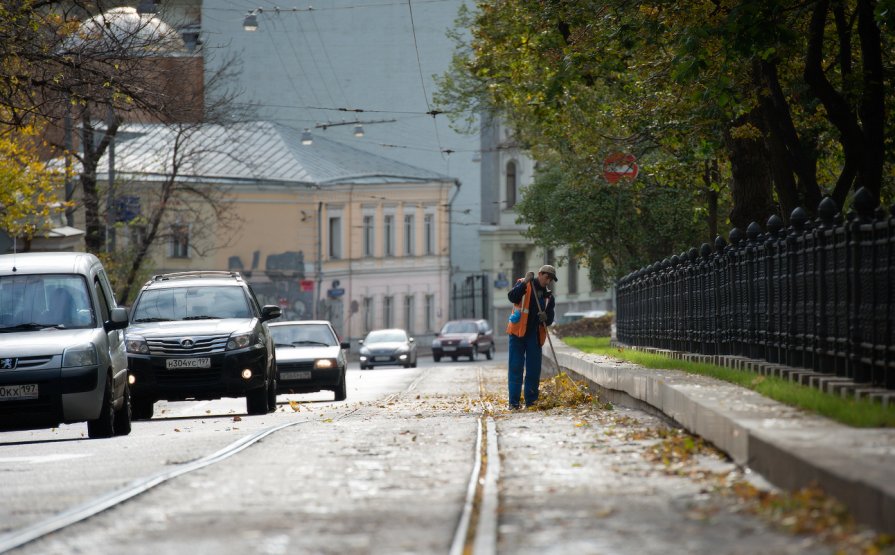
xmin=542 ymin=333 xmax=895 ymax=535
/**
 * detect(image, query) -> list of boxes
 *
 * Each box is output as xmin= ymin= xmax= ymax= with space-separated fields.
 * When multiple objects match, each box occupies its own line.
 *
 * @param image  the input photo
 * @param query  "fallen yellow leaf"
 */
xmin=289 ymin=400 xmax=301 ymax=412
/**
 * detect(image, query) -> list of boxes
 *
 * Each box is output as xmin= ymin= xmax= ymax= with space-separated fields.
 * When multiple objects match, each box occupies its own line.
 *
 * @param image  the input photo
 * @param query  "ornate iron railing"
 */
xmin=616 ymin=188 xmax=894 ymax=390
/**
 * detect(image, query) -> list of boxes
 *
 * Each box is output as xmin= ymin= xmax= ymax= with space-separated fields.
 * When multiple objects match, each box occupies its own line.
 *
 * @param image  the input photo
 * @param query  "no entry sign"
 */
xmin=603 ymin=152 xmax=639 ymax=184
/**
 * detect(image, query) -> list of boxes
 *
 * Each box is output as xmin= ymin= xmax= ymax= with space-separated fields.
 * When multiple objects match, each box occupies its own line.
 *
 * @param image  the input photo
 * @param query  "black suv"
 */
xmin=125 ymin=271 xmax=281 ymax=419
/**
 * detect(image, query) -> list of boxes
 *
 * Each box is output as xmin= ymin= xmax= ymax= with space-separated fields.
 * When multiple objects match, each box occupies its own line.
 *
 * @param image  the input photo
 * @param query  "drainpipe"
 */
xmin=447 ymin=179 xmax=461 ymax=320
xmin=315 ymin=200 xmax=322 ymax=320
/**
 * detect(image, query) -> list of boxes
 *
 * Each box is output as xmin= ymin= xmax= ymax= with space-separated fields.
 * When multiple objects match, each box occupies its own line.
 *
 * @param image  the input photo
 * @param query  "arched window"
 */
xmin=505 ymin=161 xmax=517 ymax=209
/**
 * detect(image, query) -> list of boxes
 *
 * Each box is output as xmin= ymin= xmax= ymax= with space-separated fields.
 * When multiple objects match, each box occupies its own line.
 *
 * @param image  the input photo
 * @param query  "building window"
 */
xmin=546 ymin=249 xmax=555 ymax=266
xmin=568 ymin=253 xmax=578 ymax=294
xmin=169 ymin=224 xmax=190 ymax=258
xmin=328 ymin=216 xmax=342 ymax=259
xmin=505 ymin=161 xmax=517 ymax=209
xmin=363 ymin=297 xmax=374 ymax=333
xmin=425 ymin=294 xmax=434 ymax=332
xmin=424 ymin=213 xmax=434 ymax=255
xmin=404 ymin=294 xmax=415 ymax=333
xmin=383 ymin=295 xmax=394 ymax=328
xmin=404 ymin=214 xmax=415 ymax=256
xmin=384 ymin=214 xmax=395 ymax=257
xmin=363 ymin=215 xmax=375 ymax=257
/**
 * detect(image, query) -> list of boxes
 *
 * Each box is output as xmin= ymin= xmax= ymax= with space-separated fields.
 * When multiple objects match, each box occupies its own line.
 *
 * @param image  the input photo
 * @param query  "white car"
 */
xmin=269 ymin=320 xmax=349 ymax=401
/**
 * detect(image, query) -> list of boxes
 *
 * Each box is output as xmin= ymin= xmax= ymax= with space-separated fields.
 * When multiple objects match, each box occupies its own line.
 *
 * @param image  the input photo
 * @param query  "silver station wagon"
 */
xmin=0 ymin=252 xmax=131 ymax=438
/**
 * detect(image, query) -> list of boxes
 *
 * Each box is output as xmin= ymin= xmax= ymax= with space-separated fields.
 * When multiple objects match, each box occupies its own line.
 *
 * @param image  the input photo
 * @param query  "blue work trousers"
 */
xmin=507 ymin=332 xmax=542 ymax=408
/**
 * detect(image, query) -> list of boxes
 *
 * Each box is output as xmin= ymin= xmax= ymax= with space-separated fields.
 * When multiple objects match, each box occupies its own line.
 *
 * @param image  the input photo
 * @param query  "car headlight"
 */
xmin=227 ymin=332 xmax=256 ymax=350
xmin=314 ymin=359 xmax=336 ymax=369
xmin=359 ymin=347 xmax=370 ymax=356
xmin=63 ymin=344 xmax=97 ymax=367
xmin=432 ymin=339 xmax=441 ymax=348
xmin=125 ymin=336 xmax=149 ymax=354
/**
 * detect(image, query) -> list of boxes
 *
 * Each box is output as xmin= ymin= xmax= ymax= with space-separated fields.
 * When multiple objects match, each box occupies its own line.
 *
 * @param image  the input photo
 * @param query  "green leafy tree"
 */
xmin=0 ymin=125 xmax=67 ymax=250
xmin=438 ymin=0 xmax=894 ymax=280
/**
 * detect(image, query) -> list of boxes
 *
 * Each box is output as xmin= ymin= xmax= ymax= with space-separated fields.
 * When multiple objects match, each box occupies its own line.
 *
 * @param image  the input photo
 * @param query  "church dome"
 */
xmin=67 ymin=7 xmax=186 ymax=56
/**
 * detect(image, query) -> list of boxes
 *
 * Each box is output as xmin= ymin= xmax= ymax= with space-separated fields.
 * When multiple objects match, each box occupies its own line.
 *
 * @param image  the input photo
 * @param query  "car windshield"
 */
xmin=442 ymin=321 xmax=477 ymax=334
xmin=132 ymin=286 xmax=252 ymax=322
xmin=0 ymin=274 xmax=95 ymax=331
xmin=271 ymin=324 xmax=336 ymax=347
xmin=365 ymin=330 xmax=407 ymax=343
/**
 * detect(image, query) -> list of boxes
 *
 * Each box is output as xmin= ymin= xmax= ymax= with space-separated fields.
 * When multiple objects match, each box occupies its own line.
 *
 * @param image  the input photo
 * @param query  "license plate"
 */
xmin=0 ymin=384 xmax=38 ymax=401
xmin=374 ymin=356 xmax=391 ymax=362
xmin=166 ymin=358 xmax=211 ymax=369
xmin=443 ymin=346 xmax=456 ymax=352
xmin=281 ymin=371 xmax=311 ymax=380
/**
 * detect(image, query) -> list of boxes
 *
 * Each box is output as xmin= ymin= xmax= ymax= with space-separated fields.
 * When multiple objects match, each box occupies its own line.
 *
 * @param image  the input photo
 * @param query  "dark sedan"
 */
xmin=269 ymin=321 xmax=349 ymax=401
xmin=431 ymin=319 xmax=494 ymax=362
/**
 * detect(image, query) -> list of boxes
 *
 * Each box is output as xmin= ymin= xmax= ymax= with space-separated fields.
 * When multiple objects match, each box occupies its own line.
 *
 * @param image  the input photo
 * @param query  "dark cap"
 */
xmin=538 ymin=264 xmax=558 ymax=282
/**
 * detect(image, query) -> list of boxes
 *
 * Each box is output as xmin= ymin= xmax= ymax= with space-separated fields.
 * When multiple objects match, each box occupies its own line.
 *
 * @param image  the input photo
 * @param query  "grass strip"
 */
xmin=563 ymin=336 xmax=895 ymax=428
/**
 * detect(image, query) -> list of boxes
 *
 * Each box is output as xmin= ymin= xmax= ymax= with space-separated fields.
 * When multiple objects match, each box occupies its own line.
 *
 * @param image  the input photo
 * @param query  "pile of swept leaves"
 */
xmin=552 ymin=314 xmax=612 ymax=339
xmin=532 ymin=372 xmax=604 ymax=410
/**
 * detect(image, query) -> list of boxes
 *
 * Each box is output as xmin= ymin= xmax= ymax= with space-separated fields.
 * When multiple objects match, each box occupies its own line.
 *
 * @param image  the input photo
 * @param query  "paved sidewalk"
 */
xmin=542 ymin=334 xmax=895 ymax=536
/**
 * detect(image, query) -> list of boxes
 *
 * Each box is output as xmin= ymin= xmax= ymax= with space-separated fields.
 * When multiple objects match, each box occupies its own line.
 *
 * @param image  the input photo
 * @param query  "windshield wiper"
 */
xmin=133 ymin=317 xmax=171 ymax=323
xmin=291 ymin=340 xmax=330 ymax=346
xmin=0 ymin=322 xmax=62 ymax=332
xmin=182 ymin=315 xmax=220 ymax=320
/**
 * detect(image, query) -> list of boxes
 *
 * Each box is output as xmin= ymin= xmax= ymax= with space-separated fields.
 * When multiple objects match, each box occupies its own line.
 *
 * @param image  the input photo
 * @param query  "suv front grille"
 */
xmin=147 ymin=335 xmax=229 ymax=355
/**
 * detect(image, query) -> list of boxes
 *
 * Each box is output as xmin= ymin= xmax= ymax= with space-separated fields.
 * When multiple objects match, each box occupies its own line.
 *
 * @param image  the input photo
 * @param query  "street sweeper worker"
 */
xmin=506 ymin=264 xmax=556 ymax=409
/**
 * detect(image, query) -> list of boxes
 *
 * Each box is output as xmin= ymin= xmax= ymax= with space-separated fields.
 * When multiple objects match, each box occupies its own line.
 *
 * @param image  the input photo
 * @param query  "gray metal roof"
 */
xmin=99 ymin=121 xmax=453 ymax=186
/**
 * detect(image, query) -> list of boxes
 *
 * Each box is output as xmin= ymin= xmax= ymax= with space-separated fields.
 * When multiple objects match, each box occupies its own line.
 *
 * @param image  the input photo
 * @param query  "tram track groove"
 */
xmin=449 ymin=368 xmax=500 ymax=555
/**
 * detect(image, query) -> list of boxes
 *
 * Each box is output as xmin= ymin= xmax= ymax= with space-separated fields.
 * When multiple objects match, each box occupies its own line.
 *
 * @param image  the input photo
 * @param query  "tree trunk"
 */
xmin=724 ymin=111 xmax=775 ymax=230
xmin=702 ymin=159 xmax=719 ymax=240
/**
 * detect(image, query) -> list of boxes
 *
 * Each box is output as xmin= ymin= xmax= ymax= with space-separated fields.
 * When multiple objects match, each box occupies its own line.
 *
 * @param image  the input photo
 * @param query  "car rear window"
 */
xmin=442 ymin=321 xmax=477 ymax=334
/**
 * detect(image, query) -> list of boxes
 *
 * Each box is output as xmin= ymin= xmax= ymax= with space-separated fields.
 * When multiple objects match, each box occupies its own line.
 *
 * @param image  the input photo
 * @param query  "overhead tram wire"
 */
xmin=288 ymin=11 xmax=341 ymax=114
xmin=232 ymin=101 xmax=437 ymax=116
xmin=262 ymin=18 xmax=323 ymax=114
xmin=406 ymin=0 xmax=447 ymax=161
xmin=206 ymin=0 xmax=460 ymax=16
xmin=307 ymin=9 xmax=354 ymax=118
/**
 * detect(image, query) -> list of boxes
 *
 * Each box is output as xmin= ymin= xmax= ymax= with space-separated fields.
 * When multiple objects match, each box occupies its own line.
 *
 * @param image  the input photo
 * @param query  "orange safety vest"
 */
xmin=506 ymin=279 xmax=548 ymax=346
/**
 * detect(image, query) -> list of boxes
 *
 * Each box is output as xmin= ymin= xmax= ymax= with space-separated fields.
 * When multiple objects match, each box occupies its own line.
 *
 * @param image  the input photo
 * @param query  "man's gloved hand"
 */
xmin=538 ymin=312 xmax=547 ymax=323
xmin=524 ymin=271 xmax=535 ymax=283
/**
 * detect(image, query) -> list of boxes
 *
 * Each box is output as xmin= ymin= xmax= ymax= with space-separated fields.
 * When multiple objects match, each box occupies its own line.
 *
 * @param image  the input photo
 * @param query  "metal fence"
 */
xmin=616 ymin=188 xmax=894 ymax=391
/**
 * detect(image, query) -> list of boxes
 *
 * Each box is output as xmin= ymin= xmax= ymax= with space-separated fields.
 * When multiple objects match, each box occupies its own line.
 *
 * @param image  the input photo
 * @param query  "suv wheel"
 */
xmin=267 ymin=375 xmax=278 ymax=413
xmin=87 ymin=374 xmax=115 ymax=439
xmin=246 ymin=386 xmax=268 ymax=415
xmin=132 ymin=396 xmax=154 ymax=420
xmin=486 ymin=344 xmax=494 ymax=360
xmin=113 ymin=382 xmax=133 ymax=436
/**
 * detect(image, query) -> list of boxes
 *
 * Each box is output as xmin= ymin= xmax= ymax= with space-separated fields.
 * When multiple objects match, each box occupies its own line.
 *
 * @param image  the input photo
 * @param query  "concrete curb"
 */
xmin=542 ymin=334 xmax=895 ymax=535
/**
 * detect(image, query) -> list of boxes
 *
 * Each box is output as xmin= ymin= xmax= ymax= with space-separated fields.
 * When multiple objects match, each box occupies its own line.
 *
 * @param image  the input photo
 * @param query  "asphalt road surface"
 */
xmin=0 ymin=353 xmax=838 ymax=554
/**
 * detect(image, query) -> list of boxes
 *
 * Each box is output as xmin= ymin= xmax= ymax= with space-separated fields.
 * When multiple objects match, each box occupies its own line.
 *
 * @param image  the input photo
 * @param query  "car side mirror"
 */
xmin=104 ymin=306 xmax=129 ymax=332
xmin=261 ymin=305 xmax=282 ymax=322
xmin=358 ymin=339 xmax=364 ymax=345
xmin=340 ymin=341 xmax=350 ymax=349
xmin=409 ymin=337 xmax=415 ymax=343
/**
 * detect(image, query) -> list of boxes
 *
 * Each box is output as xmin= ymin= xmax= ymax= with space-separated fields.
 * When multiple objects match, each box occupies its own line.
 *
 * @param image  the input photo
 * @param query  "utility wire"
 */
xmin=406 ymin=0 xmax=446 ymax=160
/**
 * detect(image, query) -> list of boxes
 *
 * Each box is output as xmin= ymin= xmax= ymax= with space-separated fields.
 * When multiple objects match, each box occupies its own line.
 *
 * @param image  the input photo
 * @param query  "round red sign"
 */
xmin=603 ymin=152 xmax=639 ymax=184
